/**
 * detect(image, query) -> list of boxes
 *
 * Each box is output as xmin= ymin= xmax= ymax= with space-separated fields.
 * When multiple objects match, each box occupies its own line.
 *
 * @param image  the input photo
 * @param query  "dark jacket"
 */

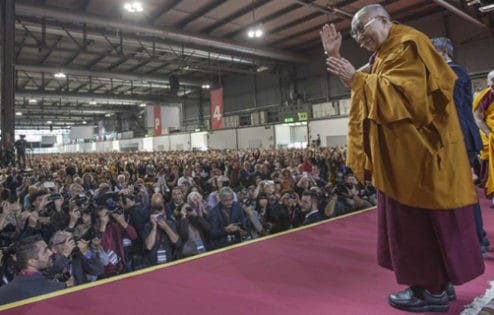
xmin=207 ymin=201 xmax=246 ymax=249
xmin=449 ymin=62 xmax=483 ymax=157
xmin=0 ymin=273 xmax=65 ymax=305
xmin=43 ymin=252 xmax=104 ymax=285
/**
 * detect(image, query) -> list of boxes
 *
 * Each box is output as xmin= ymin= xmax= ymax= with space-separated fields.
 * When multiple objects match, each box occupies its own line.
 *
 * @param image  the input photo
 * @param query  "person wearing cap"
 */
xmin=474 ymin=71 xmax=494 ymax=203
xmin=432 ymin=37 xmax=490 ymax=256
xmin=321 ymin=3 xmax=483 ymax=312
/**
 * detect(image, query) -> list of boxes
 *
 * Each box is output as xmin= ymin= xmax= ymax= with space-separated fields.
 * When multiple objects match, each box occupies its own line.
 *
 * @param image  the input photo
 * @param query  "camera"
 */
xmin=151 ymin=213 xmax=164 ymax=221
xmin=71 ymin=193 xmax=90 ymax=209
xmin=106 ymin=198 xmax=124 ymax=215
xmin=47 ymin=193 xmax=63 ymax=202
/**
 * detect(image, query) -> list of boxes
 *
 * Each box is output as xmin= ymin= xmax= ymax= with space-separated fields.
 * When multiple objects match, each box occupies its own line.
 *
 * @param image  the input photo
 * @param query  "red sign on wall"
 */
xmin=153 ymin=105 xmax=162 ymax=136
xmin=210 ymin=88 xmax=224 ymax=130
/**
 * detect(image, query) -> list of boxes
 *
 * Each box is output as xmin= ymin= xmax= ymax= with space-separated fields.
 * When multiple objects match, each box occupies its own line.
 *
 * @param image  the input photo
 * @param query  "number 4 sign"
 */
xmin=210 ymin=88 xmax=224 ymax=130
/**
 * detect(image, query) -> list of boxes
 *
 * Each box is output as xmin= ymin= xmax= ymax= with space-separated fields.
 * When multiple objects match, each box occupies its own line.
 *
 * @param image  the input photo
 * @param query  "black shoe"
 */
xmin=388 ymin=286 xmax=449 ymax=313
xmin=442 ymin=283 xmax=456 ymax=301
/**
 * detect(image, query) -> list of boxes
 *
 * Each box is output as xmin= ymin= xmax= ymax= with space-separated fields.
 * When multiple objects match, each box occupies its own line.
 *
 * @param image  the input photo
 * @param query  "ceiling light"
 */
xmin=479 ymin=3 xmax=494 ymax=12
xmin=257 ymin=66 xmax=269 ymax=73
xmin=89 ymin=100 xmax=97 ymax=105
xmin=46 ymin=120 xmax=53 ymax=124
xmin=28 ymin=98 xmax=37 ymax=104
xmin=16 ymin=111 xmax=22 ymax=116
xmin=247 ymin=26 xmax=264 ymax=38
xmin=105 ymin=113 xmax=112 ymax=117
xmin=82 ymin=120 xmax=87 ymax=124
xmin=54 ymin=71 xmax=66 ymax=79
xmin=139 ymin=103 xmax=147 ymax=107
xmin=201 ymin=84 xmax=210 ymax=89
xmin=124 ymin=1 xmax=143 ymax=13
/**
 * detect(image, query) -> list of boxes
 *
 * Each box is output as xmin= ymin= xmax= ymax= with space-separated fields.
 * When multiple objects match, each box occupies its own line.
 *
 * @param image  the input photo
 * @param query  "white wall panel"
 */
xmin=191 ymin=132 xmax=208 ymax=150
xmin=237 ymin=126 xmax=274 ymax=149
xmin=275 ymin=124 xmax=291 ymax=147
xmin=208 ymin=129 xmax=237 ymax=149
xmin=170 ymin=133 xmax=191 ymax=151
xmin=309 ymin=118 xmax=349 ymax=147
xmin=291 ymin=126 xmax=308 ymax=144
xmin=153 ymin=135 xmax=170 ymax=151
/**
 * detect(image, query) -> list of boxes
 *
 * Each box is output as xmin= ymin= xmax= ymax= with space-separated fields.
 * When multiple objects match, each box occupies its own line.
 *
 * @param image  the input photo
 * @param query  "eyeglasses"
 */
xmin=350 ymin=17 xmax=381 ymax=39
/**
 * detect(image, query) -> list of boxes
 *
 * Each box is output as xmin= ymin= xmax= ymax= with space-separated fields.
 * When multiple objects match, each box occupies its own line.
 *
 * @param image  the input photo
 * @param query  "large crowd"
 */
xmin=0 ymin=147 xmax=375 ymax=298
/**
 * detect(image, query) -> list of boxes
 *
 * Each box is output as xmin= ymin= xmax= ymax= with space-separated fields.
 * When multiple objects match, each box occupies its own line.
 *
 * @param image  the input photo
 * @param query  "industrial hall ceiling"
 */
xmin=4 ymin=0 xmax=494 ymax=129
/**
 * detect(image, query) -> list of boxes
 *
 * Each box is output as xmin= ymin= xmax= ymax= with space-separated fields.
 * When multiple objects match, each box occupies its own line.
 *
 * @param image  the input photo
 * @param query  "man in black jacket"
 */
xmin=0 ymin=235 xmax=65 ymax=305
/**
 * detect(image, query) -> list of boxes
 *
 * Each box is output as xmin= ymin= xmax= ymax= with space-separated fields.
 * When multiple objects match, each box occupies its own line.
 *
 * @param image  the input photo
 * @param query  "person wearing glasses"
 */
xmin=320 ymin=4 xmax=484 ymax=313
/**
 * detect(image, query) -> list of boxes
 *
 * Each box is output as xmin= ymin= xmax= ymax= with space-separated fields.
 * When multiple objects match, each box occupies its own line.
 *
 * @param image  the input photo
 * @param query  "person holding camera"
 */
xmin=45 ymin=230 xmax=103 ymax=285
xmin=241 ymin=200 xmax=264 ymax=240
xmin=266 ymin=192 xmax=300 ymax=233
xmin=118 ymin=190 xmax=147 ymax=270
xmin=143 ymin=193 xmax=181 ymax=266
xmin=207 ymin=187 xmax=246 ymax=250
xmin=46 ymin=193 xmax=68 ymax=233
xmin=165 ymin=187 xmax=185 ymax=222
xmin=176 ymin=203 xmax=210 ymax=258
xmin=93 ymin=205 xmax=137 ymax=277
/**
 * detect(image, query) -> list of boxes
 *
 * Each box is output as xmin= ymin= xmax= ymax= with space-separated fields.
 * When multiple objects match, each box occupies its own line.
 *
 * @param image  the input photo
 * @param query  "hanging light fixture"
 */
xmin=247 ymin=0 xmax=264 ymax=39
xmin=54 ymin=71 xmax=66 ymax=79
xmin=124 ymin=1 xmax=143 ymax=13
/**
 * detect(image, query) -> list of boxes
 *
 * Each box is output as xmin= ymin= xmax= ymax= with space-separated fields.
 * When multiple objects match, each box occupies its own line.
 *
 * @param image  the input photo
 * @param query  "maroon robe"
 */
xmin=377 ymin=191 xmax=484 ymax=286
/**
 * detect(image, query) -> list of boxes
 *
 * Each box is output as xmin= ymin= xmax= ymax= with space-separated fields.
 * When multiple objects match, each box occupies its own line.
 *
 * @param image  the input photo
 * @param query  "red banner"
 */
xmin=210 ymin=88 xmax=224 ymax=130
xmin=153 ymin=106 xmax=162 ymax=136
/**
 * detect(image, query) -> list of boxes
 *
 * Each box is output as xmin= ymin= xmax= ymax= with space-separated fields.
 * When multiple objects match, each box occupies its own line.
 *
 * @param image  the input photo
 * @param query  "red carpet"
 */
xmin=2 ymin=197 xmax=494 ymax=315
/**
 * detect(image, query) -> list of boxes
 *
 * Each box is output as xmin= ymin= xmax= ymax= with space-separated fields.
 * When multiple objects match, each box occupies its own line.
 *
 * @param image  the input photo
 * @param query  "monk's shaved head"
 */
xmin=488 ymin=70 xmax=494 ymax=91
xmin=488 ymin=70 xmax=494 ymax=82
xmin=353 ymin=4 xmax=390 ymax=25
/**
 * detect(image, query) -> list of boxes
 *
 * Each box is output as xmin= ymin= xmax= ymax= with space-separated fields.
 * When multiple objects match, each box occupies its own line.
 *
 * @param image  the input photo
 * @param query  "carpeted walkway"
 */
xmin=2 ymin=198 xmax=494 ymax=315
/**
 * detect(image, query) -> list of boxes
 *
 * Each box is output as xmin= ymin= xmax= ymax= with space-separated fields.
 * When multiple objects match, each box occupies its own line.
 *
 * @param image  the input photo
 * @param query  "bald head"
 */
xmin=352 ymin=4 xmax=390 ymax=25
xmin=488 ymin=71 xmax=494 ymax=82
xmin=351 ymin=4 xmax=392 ymax=52
xmin=488 ymin=70 xmax=494 ymax=92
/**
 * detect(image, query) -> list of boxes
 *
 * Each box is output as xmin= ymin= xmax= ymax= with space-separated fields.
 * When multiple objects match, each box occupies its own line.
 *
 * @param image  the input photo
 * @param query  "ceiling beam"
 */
xmin=201 ymin=0 xmax=271 ymax=34
xmin=224 ymin=2 xmax=315 ymax=39
xmin=175 ymin=0 xmax=228 ymax=29
xmin=149 ymin=0 xmax=182 ymax=24
xmin=16 ymin=3 xmax=309 ymax=63
xmin=15 ymin=64 xmax=203 ymax=87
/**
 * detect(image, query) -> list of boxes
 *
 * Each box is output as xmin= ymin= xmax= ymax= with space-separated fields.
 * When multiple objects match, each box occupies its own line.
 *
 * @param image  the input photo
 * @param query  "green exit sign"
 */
xmin=297 ymin=112 xmax=308 ymax=121
xmin=284 ymin=117 xmax=294 ymax=123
